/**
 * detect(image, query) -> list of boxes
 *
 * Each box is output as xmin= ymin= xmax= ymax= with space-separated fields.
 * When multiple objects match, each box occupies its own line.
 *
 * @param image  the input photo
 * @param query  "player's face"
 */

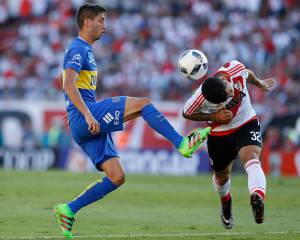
xmin=218 ymin=74 xmax=234 ymax=99
xmin=224 ymin=81 xmax=234 ymax=98
xmin=91 ymin=13 xmax=106 ymax=40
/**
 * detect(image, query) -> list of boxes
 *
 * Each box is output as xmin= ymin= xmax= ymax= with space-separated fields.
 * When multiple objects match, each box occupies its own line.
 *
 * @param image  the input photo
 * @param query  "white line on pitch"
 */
xmin=0 ymin=231 xmax=299 ymax=239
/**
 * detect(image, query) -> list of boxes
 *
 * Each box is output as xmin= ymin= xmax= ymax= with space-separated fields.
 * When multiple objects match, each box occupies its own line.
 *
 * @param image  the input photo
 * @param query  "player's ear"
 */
xmin=83 ymin=18 xmax=91 ymax=28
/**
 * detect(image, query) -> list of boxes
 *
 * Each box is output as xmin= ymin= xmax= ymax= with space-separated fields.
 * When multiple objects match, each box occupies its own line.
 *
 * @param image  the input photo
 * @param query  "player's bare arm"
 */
xmin=63 ymin=68 xmax=100 ymax=134
xmin=183 ymin=109 xmax=233 ymax=124
xmin=247 ymin=69 xmax=275 ymax=92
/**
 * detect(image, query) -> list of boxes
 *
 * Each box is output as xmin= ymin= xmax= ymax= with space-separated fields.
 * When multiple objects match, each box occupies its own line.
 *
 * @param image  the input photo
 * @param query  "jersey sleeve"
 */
xmin=64 ymin=47 xmax=86 ymax=73
xmin=183 ymin=86 xmax=205 ymax=116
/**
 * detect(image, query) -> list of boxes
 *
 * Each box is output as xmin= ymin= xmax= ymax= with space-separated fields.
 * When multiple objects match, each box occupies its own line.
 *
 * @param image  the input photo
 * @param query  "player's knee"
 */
xmin=109 ymin=172 xmax=126 ymax=186
xmin=239 ymin=146 xmax=261 ymax=164
xmin=138 ymin=97 xmax=151 ymax=109
xmin=240 ymin=151 xmax=260 ymax=165
xmin=214 ymin=174 xmax=229 ymax=185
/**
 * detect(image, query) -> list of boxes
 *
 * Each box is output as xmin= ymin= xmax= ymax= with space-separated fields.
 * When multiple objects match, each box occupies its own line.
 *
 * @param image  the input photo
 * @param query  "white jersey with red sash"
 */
xmin=183 ymin=60 xmax=257 ymax=136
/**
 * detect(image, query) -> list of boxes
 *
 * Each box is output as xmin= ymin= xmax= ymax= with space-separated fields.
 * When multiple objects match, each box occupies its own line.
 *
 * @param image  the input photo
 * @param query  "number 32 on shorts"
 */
xmin=250 ymin=131 xmax=262 ymax=143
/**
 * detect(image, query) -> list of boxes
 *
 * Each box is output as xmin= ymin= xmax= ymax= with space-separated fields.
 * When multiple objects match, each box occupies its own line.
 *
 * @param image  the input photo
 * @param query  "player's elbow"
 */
xmin=62 ymin=81 xmax=73 ymax=93
xmin=182 ymin=111 xmax=190 ymax=119
xmin=62 ymin=80 xmax=67 ymax=91
xmin=246 ymin=69 xmax=255 ymax=80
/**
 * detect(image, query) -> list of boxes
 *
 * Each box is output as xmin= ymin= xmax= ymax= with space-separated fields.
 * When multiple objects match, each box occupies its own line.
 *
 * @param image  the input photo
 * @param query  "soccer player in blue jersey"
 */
xmin=53 ymin=4 xmax=210 ymax=238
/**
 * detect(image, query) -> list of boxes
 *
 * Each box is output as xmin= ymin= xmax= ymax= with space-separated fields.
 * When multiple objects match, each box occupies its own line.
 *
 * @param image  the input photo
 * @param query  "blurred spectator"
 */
xmin=1 ymin=117 xmax=23 ymax=149
xmin=0 ymin=128 xmax=3 ymax=147
xmin=0 ymin=1 xmax=299 ymax=111
xmin=22 ymin=118 xmax=38 ymax=150
xmin=45 ymin=117 xmax=72 ymax=168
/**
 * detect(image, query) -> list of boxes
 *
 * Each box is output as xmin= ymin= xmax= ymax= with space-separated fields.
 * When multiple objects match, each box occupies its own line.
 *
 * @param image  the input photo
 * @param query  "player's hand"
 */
xmin=258 ymin=78 xmax=275 ymax=92
xmin=212 ymin=109 xmax=233 ymax=124
xmin=85 ymin=114 xmax=100 ymax=135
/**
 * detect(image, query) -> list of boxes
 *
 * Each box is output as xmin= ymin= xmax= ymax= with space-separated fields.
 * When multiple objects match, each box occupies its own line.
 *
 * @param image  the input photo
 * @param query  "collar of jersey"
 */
xmin=77 ymin=36 xmax=92 ymax=48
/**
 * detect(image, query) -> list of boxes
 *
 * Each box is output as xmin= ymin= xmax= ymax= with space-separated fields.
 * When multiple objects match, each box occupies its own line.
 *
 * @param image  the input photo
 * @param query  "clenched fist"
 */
xmin=85 ymin=114 xmax=100 ymax=135
xmin=212 ymin=109 xmax=233 ymax=124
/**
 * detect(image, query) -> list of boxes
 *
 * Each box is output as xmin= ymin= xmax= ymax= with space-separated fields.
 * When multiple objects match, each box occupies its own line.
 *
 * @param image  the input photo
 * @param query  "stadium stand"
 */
xmin=0 ymin=0 xmax=299 ymax=173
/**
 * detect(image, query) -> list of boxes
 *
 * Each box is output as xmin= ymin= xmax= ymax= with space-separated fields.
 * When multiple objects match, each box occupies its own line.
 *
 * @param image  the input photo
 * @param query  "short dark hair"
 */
xmin=76 ymin=4 xmax=106 ymax=29
xmin=202 ymin=77 xmax=228 ymax=104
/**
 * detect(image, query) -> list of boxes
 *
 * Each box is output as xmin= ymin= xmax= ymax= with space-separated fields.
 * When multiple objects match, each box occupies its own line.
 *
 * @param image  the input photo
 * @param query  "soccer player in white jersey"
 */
xmin=183 ymin=60 xmax=275 ymax=229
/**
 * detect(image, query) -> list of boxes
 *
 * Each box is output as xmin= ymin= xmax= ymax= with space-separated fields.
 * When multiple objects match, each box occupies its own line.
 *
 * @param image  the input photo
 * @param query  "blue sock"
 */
xmin=141 ymin=104 xmax=183 ymax=148
xmin=68 ymin=177 xmax=118 ymax=213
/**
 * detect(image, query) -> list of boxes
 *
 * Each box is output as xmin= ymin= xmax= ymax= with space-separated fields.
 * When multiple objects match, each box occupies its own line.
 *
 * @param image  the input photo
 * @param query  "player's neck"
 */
xmin=78 ymin=33 xmax=94 ymax=46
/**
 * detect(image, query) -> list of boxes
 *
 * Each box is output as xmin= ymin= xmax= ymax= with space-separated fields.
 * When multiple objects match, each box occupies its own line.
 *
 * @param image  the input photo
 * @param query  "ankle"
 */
xmin=221 ymin=192 xmax=231 ymax=203
xmin=252 ymin=189 xmax=265 ymax=200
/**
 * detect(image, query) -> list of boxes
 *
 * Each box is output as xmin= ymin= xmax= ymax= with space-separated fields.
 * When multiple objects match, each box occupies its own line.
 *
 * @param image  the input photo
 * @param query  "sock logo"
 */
xmin=156 ymin=114 xmax=165 ymax=122
xmin=102 ymin=113 xmax=114 ymax=124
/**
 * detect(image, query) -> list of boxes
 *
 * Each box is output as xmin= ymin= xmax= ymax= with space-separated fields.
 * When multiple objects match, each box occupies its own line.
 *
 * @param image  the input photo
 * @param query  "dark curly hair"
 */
xmin=201 ymin=77 xmax=228 ymax=104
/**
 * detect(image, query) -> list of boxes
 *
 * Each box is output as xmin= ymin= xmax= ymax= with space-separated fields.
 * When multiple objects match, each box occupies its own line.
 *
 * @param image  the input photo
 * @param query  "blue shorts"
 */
xmin=68 ymin=96 xmax=126 ymax=169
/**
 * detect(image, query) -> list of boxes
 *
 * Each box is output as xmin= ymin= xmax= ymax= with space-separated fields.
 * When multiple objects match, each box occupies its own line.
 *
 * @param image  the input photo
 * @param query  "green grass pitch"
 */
xmin=0 ymin=170 xmax=299 ymax=239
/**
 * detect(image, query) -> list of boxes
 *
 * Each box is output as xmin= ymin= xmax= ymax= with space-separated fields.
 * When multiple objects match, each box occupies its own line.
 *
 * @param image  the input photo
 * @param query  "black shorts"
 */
xmin=207 ymin=119 xmax=263 ymax=172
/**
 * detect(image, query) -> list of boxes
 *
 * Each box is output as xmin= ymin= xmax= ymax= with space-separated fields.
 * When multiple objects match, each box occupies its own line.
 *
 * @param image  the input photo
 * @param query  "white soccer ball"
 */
xmin=178 ymin=49 xmax=208 ymax=80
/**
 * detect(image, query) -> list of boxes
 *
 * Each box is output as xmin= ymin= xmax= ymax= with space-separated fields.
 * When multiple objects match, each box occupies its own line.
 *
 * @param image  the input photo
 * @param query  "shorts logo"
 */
xmin=102 ymin=113 xmax=114 ymax=124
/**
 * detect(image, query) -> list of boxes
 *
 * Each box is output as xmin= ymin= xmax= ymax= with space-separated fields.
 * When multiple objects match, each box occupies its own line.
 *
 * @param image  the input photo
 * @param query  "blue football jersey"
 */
xmin=63 ymin=37 xmax=97 ymax=113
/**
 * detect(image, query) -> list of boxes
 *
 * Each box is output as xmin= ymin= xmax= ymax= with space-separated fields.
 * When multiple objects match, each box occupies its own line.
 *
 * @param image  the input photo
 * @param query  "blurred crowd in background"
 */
xmin=0 ymin=0 xmax=300 ymax=153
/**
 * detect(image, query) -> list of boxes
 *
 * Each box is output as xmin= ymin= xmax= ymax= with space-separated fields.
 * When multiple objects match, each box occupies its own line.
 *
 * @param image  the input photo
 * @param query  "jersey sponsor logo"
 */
xmin=225 ymin=91 xmax=246 ymax=110
xmin=114 ymin=111 xmax=120 ymax=125
xmin=90 ymin=75 xmax=97 ymax=87
xmin=102 ymin=112 xmax=114 ymax=124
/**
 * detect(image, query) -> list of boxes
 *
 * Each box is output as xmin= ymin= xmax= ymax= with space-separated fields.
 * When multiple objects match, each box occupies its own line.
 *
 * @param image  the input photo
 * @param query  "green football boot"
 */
xmin=53 ymin=204 xmax=75 ymax=239
xmin=178 ymin=127 xmax=211 ymax=158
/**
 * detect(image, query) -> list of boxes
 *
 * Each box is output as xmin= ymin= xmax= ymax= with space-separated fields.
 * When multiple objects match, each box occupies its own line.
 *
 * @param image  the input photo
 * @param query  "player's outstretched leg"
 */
xmin=129 ymin=99 xmax=210 ymax=158
xmin=178 ymin=127 xmax=211 ymax=158
xmin=53 ymin=204 xmax=76 ymax=239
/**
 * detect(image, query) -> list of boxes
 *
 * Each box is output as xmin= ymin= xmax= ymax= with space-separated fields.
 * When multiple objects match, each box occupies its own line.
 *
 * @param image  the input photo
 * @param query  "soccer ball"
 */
xmin=178 ymin=49 xmax=208 ymax=80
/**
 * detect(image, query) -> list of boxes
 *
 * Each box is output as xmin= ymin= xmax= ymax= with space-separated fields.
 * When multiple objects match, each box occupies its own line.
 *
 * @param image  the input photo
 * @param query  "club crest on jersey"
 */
xmin=234 ymin=81 xmax=243 ymax=91
xmin=223 ymin=62 xmax=230 ymax=68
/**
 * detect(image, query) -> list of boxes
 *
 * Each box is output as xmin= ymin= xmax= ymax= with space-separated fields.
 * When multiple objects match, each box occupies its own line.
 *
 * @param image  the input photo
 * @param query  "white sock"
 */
xmin=212 ymin=175 xmax=230 ymax=197
xmin=244 ymin=159 xmax=266 ymax=199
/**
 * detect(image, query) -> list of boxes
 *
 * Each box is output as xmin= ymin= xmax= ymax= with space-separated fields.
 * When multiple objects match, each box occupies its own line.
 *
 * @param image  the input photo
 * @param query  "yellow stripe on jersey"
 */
xmin=62 ymin=70 xmax=97 ymax=90
xmin=76 ymin=70 xmax=97 ymax=90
